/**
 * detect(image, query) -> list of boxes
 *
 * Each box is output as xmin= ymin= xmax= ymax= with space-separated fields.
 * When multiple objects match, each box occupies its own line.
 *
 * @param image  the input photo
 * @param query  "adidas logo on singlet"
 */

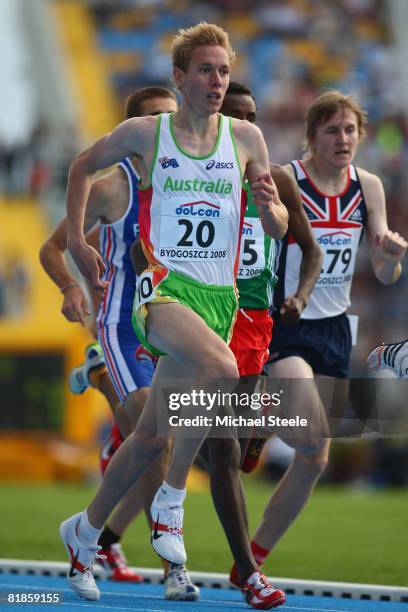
xmin=349 ymin=209 xmax=362 ymax=221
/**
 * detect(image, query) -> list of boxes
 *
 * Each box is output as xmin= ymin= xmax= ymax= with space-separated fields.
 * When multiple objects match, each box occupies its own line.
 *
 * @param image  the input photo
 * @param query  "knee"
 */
xmin=207 ymin=438 xmax=241 ymax=474
xmin=201 ymin=355 xmax=239 ymax=381
xmin=131 ymin=428 xmax=167 ymax=457
xmin=296 ymin=442 xmax=330 ymax=477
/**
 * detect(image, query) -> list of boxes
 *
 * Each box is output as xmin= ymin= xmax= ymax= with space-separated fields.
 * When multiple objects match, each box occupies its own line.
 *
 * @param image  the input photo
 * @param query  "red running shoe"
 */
xmin=241 ymin=438 xmax=267 ymax=473
xmin=97 ymin=543 xmax=143 ymax=583
xmin=229 ymin=563 xmax=240 ymax=588
xmin=241 ymin=571 xmax=285 ymax=609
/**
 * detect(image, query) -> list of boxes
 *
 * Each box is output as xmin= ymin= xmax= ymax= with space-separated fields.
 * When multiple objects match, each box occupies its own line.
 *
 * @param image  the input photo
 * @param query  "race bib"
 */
xmin=159 ymin=198 xmax=230 ymax=261
xmin=237 ymin=217 xmax=265 ymax=278
xmin=135 ymin=271 xmax=155 ymax=306
xmin=315 ymin=228 xmax=360 ymax=287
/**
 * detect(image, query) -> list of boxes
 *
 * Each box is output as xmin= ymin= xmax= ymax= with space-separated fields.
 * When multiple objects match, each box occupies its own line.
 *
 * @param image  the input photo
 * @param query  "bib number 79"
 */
xmin=324 ymin=248 xmax=352 ymax=274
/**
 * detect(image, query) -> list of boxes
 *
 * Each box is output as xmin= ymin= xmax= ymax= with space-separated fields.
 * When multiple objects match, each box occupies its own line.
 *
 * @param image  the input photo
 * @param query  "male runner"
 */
xmin=41 ymin=87 xmax=201 ymax=601
xmin=60 ymin=22 xmax=288 ymax=608
xmin=368 ymin=340 xmax=408 ymax=377
xmin=229 ymin=90 xmax=407 ymax=581
xmin=199 ymin=81 xmax=322 ymax=588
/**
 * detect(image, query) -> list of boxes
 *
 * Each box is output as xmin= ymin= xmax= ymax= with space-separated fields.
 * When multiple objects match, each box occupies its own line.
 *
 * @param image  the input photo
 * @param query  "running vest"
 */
xmin=274 ymin=160 xmax=368 ymax=319
xmin=138 ymin=113 xmax=245 ymax=286
xmin=237 ymin=185 xmax=277 ymax=309
xmin=98 ymin=157 xmax=140 ymax=326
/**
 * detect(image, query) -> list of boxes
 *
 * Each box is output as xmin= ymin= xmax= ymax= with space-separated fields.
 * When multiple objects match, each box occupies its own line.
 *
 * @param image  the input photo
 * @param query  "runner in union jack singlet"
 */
xmin=230 ymin=90 xmax=407 ymax=579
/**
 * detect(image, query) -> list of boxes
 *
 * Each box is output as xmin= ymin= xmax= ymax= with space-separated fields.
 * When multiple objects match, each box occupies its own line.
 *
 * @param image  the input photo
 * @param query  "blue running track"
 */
xmin=0 ymin=573 xmax=407 ymax=612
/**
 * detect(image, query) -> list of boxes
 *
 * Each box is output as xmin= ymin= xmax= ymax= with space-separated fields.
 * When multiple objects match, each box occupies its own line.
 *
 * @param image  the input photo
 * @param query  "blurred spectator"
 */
xmin=2 ymin=251 xmax=31 ymax=319
xmin=0 ymin=138 xmax=31 ymax=196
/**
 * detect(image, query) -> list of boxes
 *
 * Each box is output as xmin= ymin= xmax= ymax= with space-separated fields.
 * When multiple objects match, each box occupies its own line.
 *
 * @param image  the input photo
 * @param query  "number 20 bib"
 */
xmin=159 ymin=197 xmax=231 ymax=261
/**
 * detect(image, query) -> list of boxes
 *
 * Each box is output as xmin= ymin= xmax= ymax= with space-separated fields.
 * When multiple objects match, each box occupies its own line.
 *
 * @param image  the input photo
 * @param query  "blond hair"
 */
xmin=305 ymin=90 xmax=367 ymax=150
xmin=171 ymin=22 xmax=236 ymax=72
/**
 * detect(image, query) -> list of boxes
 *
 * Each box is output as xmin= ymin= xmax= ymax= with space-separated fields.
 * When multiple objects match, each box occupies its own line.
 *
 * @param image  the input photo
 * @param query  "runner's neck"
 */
xmin=303 ymin=156 xmax=349 ymax=196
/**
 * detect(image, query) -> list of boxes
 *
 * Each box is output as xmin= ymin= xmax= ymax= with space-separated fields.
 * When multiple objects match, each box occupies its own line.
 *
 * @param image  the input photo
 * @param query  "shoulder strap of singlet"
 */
xmin=290 ymin=159 xmax=307 ymax=181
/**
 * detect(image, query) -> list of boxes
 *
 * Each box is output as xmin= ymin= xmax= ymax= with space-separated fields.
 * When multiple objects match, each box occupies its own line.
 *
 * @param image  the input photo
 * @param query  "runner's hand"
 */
xmin=374 ymin=231 xmax=407 ymax=264
xmin=61 ymin=285 xmax=90 ymax=326
xmin=68 ymin=241 xmax=108 ymax=292
xmin=251 ymin=173 xmax=278 ymax=214
xmin=280 ymin=295 xmax=306 ymax=325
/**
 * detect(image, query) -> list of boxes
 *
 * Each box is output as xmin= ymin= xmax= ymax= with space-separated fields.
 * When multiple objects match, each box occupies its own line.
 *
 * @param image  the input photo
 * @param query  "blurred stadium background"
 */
xmin=0 ymin=0 xmax=408 ymax=584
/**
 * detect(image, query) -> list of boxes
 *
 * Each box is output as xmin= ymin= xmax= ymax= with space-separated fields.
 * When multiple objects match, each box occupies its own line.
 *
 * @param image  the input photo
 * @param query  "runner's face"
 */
xmin=312 ymin=108 xmax=359 ymax=168
xmin=139 ymin=96 xmax=178 ymax=116
xmin=176 ymin=45 xmax=230 ymax=114
xmin=221 ymin=93 xmax=256 ymax=123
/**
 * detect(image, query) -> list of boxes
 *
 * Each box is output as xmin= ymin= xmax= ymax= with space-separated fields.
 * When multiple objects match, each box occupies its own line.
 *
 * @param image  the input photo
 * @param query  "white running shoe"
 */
xmin=150 ymin=490 xmax=187 ymax=564
xmin=367 ymin=339 xmax=408 ymax=378
xmin=69 ymin=343 xmax=105 ymax=394
xmin=164 ymin=563 xmax=200 ymax=601
xmin=60 ymin=512 xmax=101 ymax=601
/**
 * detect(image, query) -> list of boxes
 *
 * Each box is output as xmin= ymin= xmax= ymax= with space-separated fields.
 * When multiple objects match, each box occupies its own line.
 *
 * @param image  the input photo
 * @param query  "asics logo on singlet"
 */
xmin=206 ymin=159 xmax=234 ymax=170
xmin=318 ymin=231 xmax=352 ymax=246
xmin=159 ymin=156 xmax=179 ymax=169
xmin=175 ymin=201 xmax=220 ymax=217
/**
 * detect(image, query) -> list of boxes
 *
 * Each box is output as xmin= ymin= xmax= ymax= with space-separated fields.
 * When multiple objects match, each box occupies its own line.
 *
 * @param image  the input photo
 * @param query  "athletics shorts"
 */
xmin=98 ymin=322 xmax=155 ymax=403
xmin=267 ymin=312 xmax=352 ymax=378
xmin=132 ymin=268 xmax=238 ymax=356
xmin=229 ymin=308 xmax=273 ymax=377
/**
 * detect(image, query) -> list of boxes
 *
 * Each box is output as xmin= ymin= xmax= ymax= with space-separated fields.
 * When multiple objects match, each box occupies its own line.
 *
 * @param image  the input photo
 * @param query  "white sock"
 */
xmin=77 ymin=509 xmax=102 ymax=546
xmin=157 ymin=481 xmax=186 ymax=506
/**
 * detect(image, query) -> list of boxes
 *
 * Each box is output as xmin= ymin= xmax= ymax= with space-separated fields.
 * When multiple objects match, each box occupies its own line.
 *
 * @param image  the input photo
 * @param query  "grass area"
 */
xmin=1 ymin=478 xmax=407 ymax=586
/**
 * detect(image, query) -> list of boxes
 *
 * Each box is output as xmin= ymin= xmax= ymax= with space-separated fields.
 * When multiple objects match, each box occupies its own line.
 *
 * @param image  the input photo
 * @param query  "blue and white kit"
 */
xmin=97 ymin=157 xmax=154 ymax=402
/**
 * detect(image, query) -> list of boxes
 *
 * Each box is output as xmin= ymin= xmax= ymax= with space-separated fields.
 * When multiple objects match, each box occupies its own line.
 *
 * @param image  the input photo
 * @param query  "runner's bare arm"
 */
xmin=39 ymin=179 xmax=111 ymax=325
xmin=40 ymin=217 xmax=77 ymax=291
xmin=66 ymin=116 xmax=155 ymax=289
xmin=360 ymin=169 xmax=407 ymax=285
xmin=83 ymin=226 xmax=103 ymax=337
xmin=237 ymin=122 xmax=288 ymax=239
xmin=273 ymin=164 xmax=322 ymax=323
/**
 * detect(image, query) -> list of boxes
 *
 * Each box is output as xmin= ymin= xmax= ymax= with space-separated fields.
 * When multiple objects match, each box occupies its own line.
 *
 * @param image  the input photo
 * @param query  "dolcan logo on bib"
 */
xmin=206 ymin=159 xmax=234 ymax=170
xmin=175 ymin=201 xmax=220 ymax=218
xmin=318 ymin=230 xmax=352 ymax=246
xmin=159 ymin=156 xmax=179 ymax=169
